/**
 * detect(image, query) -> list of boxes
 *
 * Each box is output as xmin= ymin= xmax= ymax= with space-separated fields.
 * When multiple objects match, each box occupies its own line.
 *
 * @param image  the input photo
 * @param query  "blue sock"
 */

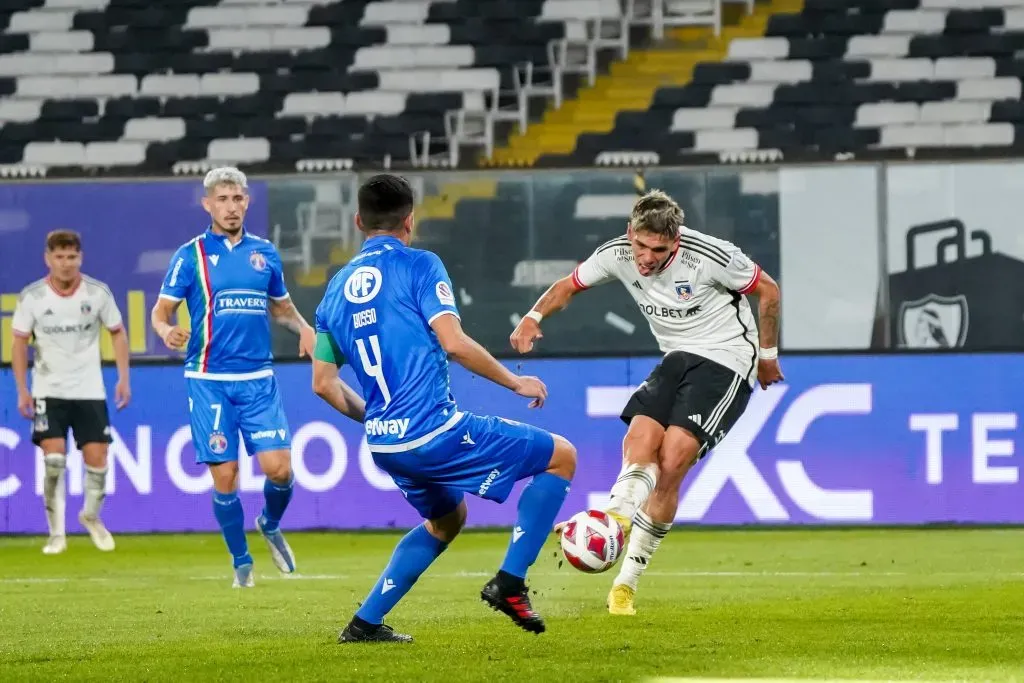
xmin=500 ymin=472 xmax=571 ymax=579
xmin=213 ymin=491 xmax=252 ymax=568
xmin=260 ymin=476 xmax=293 ymax=533
xmin=356 ymin=524 xmax=447 ymax=625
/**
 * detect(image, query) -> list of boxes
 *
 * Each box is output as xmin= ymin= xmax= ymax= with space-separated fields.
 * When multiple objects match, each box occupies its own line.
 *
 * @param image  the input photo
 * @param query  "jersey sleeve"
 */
xmin=707 ymin=241 xmax=762 ymax=295
xmin=10 ymin=289 xmax=35 ymax=338
xmin=159 ymin=244 xmax=195 ymax=301
xmin=415 ymin=251 xmax=460 ymax=325
xmin=570 ymin=244 xmax=618 ymax=290
xmin=267 ymin=247 xmax=289 ymax=300
xmin=98 ymin=285 xmax=124 ymax=332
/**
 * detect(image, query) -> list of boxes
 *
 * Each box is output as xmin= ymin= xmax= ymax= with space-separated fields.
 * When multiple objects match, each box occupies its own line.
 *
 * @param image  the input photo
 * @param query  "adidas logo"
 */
xmin=631 ymin=280 xmax=642 ymax=290
xmin=43 ymin=308 xmax=53 ymax=316
xmin=689 ymin=414 xmax=702 ymax=427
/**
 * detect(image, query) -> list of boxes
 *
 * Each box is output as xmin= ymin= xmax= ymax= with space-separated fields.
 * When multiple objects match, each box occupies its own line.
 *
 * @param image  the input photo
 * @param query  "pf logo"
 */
xmin=344 ymin=266 xmax=383 ymax=304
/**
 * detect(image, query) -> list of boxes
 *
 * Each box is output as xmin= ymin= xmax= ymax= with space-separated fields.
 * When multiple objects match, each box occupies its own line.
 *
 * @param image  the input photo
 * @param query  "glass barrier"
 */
xmin=2 ymin=160 xmax=1022 ymax=364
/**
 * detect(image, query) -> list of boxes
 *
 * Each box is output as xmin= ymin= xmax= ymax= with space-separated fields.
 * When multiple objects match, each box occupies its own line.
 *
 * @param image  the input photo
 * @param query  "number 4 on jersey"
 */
xmin=356 ymin=334 xmax=392 ymax=407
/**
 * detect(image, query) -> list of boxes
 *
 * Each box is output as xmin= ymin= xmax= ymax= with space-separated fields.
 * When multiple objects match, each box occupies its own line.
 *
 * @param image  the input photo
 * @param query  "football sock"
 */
xmin=82 ymin=465 xmax=108 ymax=518
xmin=213 ymin=491 xmax=252 ymax=568
xmin=500 ymin=472 xmax=571 ymax=579
xmin=613 ymin=511 xmax=671 ymax=591
xmin=260 ymin=475 xmax=293 ymax=533
xmin=356 ymin=524 xmax=447 ymax=625
xmin=42 ymin=453 xmax=66 ymax=537
xmin=605 ymin=462 xmax=658 ymax=522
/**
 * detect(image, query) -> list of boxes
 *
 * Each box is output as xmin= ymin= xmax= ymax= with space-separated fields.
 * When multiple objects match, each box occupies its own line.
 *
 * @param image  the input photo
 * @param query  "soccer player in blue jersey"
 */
xmin=312 ymin=174 xmax=577 ymax=643
xmin=150 ymin=167 xmax=315 ymax=588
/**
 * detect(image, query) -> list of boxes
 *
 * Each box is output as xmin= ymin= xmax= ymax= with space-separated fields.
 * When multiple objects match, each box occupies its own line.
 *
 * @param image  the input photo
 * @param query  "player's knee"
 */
xmin=426 ymin=501 xmax=466 ymax=544
xmin=622 ymin=419 xmax=663 ymax=466
xmin=546 ymin=434 xmax=576 ymax=480
xmin=258 ymin=450 xmax=292 ymax=483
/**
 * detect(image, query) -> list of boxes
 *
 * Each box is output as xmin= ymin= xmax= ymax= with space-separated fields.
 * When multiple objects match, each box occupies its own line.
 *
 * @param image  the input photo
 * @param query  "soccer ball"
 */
xmin=559 ymin=509 xmax=624 ymax=573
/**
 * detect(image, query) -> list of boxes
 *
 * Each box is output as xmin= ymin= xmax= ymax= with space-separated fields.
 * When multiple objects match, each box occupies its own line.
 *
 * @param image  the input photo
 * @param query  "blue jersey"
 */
xmin=315 ymin=235 xmax=462 ymax=452
xmin=159 ymin=228 xmax=289 ymax=379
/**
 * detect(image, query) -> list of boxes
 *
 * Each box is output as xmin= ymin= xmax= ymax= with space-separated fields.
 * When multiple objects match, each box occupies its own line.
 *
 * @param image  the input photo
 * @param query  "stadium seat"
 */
xmin=482 ymin=0 xmax=1024 ymax=167
xmin=0 ymin=0 xmax=572 ymax=172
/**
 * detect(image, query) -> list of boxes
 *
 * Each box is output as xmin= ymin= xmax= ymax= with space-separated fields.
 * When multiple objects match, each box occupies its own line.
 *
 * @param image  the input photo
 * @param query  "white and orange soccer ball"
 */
xmin=559 ymin=509 xmax=625 ymax=573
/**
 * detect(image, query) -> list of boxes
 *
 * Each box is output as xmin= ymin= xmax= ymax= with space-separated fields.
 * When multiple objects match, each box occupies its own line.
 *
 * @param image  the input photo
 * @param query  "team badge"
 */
xmin=208 ymin=431 xmax=228 ymax=455
xmin=674 ymin=281 xmax=693 ymax=301
xmin=249 ymin=251 xmax=267 ymax=272
xmin=80 ymin=301 xmax=92 ymax=314
xmin=897 ymin=293 xmax=969 ymax=348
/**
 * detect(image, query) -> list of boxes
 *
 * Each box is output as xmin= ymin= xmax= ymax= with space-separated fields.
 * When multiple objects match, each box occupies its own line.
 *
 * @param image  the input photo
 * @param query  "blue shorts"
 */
xmin=187 ymin=376 xmax=291 ymax=464
xmin=371 ymin=412 xmax=556 ymax=521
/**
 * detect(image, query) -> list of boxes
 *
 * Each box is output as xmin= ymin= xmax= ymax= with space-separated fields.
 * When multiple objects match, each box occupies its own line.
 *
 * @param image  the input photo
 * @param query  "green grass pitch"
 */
xmin=0 ymin=528 xmax=1022 ymax=682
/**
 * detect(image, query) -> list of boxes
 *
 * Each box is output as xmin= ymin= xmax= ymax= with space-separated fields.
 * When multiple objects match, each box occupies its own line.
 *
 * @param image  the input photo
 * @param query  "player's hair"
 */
xmin=203 ymin=166 xmax=248 ymax=194
xmin=357 ymin=173 xmax=414 ymax=233
xmin=45 ymin=229 xmax=81 ymax=252
xmin=630 ymin=189 xmax=684 ymax=239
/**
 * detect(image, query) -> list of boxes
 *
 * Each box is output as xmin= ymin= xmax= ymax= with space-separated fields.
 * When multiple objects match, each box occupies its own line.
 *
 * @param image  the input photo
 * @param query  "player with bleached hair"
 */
xmin=12 ymin=229 xmax=131 ymax=554
xmin=150 ymin=167 xmax=316 ymax=588
xmin=511 ymin=189 xmax=784 ymax=615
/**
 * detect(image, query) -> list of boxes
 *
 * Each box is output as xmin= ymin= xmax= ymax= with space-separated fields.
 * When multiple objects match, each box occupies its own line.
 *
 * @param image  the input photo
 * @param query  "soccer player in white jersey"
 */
xmin=510 ymin=189 xmax=784 ymax=615
xmin=11 ymin=229 xmax=132 ymax=555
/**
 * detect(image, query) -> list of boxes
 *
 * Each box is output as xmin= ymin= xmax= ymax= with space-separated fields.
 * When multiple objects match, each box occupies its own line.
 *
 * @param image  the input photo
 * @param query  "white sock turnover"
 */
xmin=605 ymin=462 xmax=658 ymax=521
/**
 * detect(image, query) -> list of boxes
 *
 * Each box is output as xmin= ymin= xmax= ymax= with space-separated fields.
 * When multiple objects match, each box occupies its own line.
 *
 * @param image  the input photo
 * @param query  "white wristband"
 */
xmin=524 ymin=310 xmax=544 ymax=324
xmin=759 ymin=346 xmax=778 ymax=360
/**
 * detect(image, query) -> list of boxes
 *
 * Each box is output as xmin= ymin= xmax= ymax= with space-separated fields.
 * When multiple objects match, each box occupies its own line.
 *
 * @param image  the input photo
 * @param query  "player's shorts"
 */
xmin=186 ymin=376 xmax=291 ymax=464
xmin=621 ymin=351 xmax=752 ymax=457
xmin=31 ymin=397 xmax=112 ymax=449
xmin=370 ymin=412 xmax=556 ymax=521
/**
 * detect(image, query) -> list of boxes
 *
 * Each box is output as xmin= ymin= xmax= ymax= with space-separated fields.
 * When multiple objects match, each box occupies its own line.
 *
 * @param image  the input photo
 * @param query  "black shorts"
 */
xmin=31 ymin=397 xmax=112 ymax=449
xmin=621 ymin=351 xmax=752 ymax=456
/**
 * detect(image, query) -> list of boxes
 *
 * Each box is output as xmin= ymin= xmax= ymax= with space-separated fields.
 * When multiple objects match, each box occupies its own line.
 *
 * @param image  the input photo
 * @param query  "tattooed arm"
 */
xmin=269 ymin=297 xmax=316 ymax=358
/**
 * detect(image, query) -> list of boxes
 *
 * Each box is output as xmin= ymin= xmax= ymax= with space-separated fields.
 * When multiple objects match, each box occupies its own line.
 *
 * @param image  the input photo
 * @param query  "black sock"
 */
xmin=351 ymin=615 xmax=380 ymax=632
xmin=496 ymin=569 xmax=526 ymax=593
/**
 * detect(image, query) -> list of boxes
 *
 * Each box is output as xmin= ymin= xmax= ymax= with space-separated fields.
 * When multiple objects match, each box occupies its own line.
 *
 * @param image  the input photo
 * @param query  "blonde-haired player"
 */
xmin=511 ymin=189 xmax=784 ymax=615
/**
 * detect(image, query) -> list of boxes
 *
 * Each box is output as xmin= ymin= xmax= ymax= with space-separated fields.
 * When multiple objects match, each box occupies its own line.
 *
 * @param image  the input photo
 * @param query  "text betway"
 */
xmin=365 ymin=417 xmax=410 ymax=439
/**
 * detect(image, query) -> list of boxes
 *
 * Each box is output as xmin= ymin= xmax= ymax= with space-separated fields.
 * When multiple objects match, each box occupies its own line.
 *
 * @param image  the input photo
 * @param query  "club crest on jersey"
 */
xmin=80 ymin=301 xmax=92 ymax=314
xmin=249 ymin=251 xmax=267 ymax=272
xmin=208 ymin=432 xmax=228 ymax=455
xmin=674 ymin=281 xmax=693 ymax=301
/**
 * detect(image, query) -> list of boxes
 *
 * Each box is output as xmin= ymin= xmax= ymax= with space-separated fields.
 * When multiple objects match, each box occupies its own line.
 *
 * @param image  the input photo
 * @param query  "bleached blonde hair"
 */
xmin=203 ymin=166 xmax=248 ymax=194
xmin=630 ymin=189 xmax=684 ymax=239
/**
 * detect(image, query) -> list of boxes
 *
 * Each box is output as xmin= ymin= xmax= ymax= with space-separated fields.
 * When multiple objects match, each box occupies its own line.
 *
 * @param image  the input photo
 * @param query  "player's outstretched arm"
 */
xmin=750 ymin=270 xmax=784 ymax=390
xmin=150 ymin=297 xmax=190 ymax=351
xmin=432 ymin=313 xmax=547 ymax=408
xmin=510 ymin=276 xmax=581 ymax=354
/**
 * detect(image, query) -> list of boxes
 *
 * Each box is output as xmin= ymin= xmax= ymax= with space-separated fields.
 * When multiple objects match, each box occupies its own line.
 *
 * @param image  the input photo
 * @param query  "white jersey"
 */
xmin=11 ymin=275 xmax=123 ymax=400
xmin=571 ymin=227 xmax=761 ymax=386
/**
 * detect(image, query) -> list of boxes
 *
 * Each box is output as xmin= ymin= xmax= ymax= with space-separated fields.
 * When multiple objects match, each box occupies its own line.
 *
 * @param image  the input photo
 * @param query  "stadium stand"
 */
xmin=0 ymin=0 xmax=581 ymax=174
xmin=497 ymin=0 xmax=1024 ymax=167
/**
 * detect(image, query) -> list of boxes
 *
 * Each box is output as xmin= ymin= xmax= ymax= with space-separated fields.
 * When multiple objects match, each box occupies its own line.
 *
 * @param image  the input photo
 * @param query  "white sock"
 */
xmin=613 ymin=510 xmax=671 ymax=591
xmin=43 ymin=454 xmax=66 ymax=537
xmin=82 ymin=465 xmax=108 ymax=519
xmin=605 ymin=462 xmax=658 ymax=521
